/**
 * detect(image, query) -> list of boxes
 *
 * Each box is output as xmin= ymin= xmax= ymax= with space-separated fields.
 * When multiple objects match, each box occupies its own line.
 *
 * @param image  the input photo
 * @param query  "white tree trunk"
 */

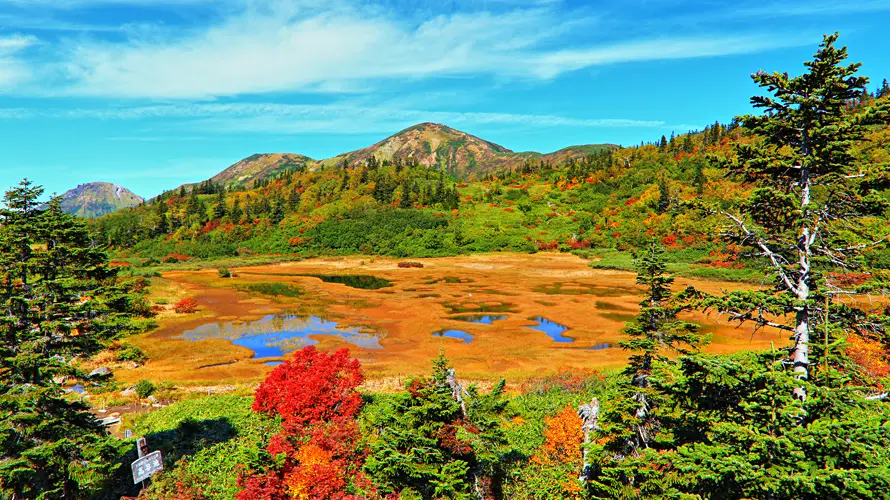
xmin=792 ymin=152 xmax=811 ymax=401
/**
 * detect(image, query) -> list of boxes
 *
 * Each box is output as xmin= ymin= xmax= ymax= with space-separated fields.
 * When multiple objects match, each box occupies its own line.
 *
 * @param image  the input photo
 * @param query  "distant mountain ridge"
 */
xmin=59 ymin=182 xmax=143 ymax=218
xmin=129 ymin=123 xmax=617 ymax=199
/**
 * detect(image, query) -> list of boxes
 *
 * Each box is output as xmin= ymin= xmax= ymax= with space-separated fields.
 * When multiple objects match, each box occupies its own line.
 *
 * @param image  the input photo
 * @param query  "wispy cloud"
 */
xmin=0 ymin=34 xmax=37 ymax=88
xmin=0 ymin=101 xmax=684 ymax=134
xmin=0 ymin=0 xmax=812 ymax=99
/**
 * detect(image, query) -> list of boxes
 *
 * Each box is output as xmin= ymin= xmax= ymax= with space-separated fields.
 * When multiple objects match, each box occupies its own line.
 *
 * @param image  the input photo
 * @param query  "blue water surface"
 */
xmin=179 ymin=314 xmax=382 ymax=359
xmin=451 ymin=314 xmax=507 ymax=325
xmin=433 ymin=329 xmax=474 ymax=343
xmin=525 ymin=317 xmax=574 ymax=343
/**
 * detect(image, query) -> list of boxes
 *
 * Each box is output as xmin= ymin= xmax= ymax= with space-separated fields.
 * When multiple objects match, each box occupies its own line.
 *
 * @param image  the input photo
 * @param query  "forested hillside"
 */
xmin=91 ymin=88 xmax=890 ymax=279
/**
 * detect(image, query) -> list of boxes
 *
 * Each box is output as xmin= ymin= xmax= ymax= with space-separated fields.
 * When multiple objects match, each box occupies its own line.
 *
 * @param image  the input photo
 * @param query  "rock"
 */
xmin=52 ymin=375 xmax=68 ymax=385
xmin=120 ymin=387 xmax=136 ymax=397
xmin=147 ymin=395 xmax=158 ymax=404
xmin=88 ymin=367 xmax=112 ymax=379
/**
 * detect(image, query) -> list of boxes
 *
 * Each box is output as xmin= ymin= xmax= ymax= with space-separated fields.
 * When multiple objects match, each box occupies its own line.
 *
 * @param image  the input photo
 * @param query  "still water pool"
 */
xmin=525 ymin=317 xmax=574 ymax=343
xmin=433 ymin=329 xmax=474 ymax=343
xmin=179 ymin=314 xmax=382 ymax=358
xmin=450 ymin=314 xmax=507 ymax=324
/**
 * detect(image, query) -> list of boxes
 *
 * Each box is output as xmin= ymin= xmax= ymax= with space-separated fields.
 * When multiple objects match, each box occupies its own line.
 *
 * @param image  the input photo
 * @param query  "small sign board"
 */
xmin=131 ymin=450 xmax=163 ymax=484
xmin=125 ymin=429 xmax=132 ymax=439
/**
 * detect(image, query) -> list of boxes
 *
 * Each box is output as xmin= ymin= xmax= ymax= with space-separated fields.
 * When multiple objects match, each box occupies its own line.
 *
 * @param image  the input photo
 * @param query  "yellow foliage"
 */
xmin=534 ymin=405 xmax=582 ymax=465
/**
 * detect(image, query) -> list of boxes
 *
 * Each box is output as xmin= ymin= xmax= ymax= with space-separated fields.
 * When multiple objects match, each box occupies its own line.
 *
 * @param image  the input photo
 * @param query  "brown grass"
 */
xmin=119 ymin=253 xmax=786 ymax=387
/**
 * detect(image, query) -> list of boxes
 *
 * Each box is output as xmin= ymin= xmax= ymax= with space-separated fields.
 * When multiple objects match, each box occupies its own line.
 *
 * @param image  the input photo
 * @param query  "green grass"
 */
xmin=125 ymin=395 xmax=279 ymax=500
xmin=238 ymin=282 xmax=303 ymax=297
xmin=576 ymin=248 xmax=764 ymax=283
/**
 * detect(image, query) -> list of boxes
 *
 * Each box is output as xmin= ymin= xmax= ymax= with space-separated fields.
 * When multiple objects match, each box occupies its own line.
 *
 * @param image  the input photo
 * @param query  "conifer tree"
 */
xmin=705 ymin=33 xmax=890 ymax=401
xmin=656 ymin=174 xmax=671 ymax=213
xmin=588 ymin=244 xmax=703 ymax=495
xmin=0 ymin=181 xmax=145 ymax=498
xmin=366 ymin=354 xmax=507 ymax=499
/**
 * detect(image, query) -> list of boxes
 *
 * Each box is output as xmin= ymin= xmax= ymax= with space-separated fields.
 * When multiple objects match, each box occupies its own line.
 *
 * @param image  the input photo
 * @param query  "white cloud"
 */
xmin=0 ymin=34 xmax=37 ymax=88
xmin=529 ymin=35 xmax=806 ymax=79
xmin=0 ymin=0 xmax=801 ymax=100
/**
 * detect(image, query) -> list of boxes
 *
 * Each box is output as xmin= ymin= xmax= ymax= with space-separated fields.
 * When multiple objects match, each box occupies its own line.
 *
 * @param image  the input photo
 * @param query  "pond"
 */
xmin=300 ymin=274 xmax=393 ymax=290
xmin=178 ymin=314 xmax=383 ymax=358
xmin=433 ymin=329 xmax=474 ymax=343
xmin=450 ymin=314 xmax=507 ymax=325
xmin=525 ymin=317 xmax=574 ymax=343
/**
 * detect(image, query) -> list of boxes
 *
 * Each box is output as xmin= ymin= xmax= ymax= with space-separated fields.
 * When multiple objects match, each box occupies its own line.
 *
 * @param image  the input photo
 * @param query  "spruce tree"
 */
xmin=656 ymin=174 xmax=671 ymax=213
xmin=365 ymin=354 xmax=507 ymax=499
xmin=588 ymin=244 xmax=703 ymax=496
xmin=705 ymin=33 xmax=890 ymax=401
xmin=0 ymin=181 xmax=145 ymax=498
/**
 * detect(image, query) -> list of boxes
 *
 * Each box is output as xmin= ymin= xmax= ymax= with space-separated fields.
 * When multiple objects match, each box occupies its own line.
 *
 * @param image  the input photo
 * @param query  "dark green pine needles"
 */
xmin=0 ymin=180 xmax=148 ymax=499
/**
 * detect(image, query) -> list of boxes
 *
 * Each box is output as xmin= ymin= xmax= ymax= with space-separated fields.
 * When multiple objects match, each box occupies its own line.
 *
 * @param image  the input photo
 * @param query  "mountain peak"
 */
xmin=59 ymin=182 xmax=143 ymax=218
xmin=317 ymin=122 xmax=517 ymax=177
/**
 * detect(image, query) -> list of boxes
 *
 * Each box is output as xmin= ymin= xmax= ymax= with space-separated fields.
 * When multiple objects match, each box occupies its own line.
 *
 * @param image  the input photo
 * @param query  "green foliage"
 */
xmin=0 ymin=180 xmax=147 ymax=499
xmin=653 ymin=351 xmax=890 ymax=499
xmin=132 ymin=395 xmax=280 ymax=500
xmin=365 ymin=354 xmax=509 ymax=499
xmin=135 ymin=379 xmax=156 ymax=399
xmin=114 ymin=343 xmax=147 ymax=364
xmin=238 ymin=282 xmax=303 ymax=297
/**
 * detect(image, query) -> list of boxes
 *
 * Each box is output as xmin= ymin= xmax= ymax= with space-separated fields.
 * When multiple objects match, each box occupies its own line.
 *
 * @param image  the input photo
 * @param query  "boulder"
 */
xmin=88 ymin=366 xmax=112 ymax=379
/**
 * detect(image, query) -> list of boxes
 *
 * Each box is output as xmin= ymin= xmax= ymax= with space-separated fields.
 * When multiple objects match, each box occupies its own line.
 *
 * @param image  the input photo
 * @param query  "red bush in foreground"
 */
xmin=174 ymin=297 xmax=198 ymax=314
xmin=252 ymin=346 xmax=363 ymax=430
xmin=238 ymin=347 xmax=381 ymax=500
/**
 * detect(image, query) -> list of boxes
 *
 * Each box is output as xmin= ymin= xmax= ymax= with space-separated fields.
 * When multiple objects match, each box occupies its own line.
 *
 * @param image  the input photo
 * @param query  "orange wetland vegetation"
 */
xmin=124 ymin=253 xmax=785 ymax=389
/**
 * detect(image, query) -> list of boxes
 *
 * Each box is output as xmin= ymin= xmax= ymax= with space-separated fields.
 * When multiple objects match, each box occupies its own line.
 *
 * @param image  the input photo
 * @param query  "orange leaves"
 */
xmin=847 ymin=334 xmax=890 ymax=382
xmin=534 ymin=405 xmax=582 ymax=466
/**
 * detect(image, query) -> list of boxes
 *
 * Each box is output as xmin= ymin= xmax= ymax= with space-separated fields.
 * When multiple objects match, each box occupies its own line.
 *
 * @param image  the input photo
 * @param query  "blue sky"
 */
xmin=1 ymin=0 xmax=889 ymax=198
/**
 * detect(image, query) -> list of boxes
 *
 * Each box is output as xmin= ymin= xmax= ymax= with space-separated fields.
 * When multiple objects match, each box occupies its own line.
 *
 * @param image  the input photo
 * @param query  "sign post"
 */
xmin=131 ymin=450 xmax=163 ymax=485
xmin=136 ymin=437 xmax=149 ymax=458
xmin=131 ymin=437 xmax=163 ymax=487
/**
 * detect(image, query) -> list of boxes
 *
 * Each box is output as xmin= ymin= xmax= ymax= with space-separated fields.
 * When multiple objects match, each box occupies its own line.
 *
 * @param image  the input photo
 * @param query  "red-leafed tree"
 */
xmin=252 ymin=345 xmax=363 ymax=430
xmin=237 ymin=346 xmax=382 ymax=500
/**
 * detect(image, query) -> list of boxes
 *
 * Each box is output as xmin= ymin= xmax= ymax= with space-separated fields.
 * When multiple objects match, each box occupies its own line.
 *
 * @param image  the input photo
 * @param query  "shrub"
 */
xmin=114 ymin=343 xmax=147 ymax=364
xmin=398 ymin=261 xmax=424 ymax=268
xmin=252 ymin=346 xmax=363 ymax=430
xmin=135 ymin=379 xmax=156 ymax=399
xmin=217 ymin=268 xmax=232 ymax=278
xmin=174 ymin=297 xmax=199 ymax=314
xmin=162 ymin=253 xmax=191 ymax=263
xmin=236 ymin=346 xmax=370 ymax=499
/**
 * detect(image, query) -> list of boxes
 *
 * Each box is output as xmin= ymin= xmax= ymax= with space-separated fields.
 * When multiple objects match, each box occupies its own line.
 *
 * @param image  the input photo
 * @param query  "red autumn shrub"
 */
xmin=237 ymin=347 xmax=376 ymax=500
xmin=163 ymin=253 xmax=191 ymax=263
xmin=174 ymin=298 xmax=198 ymax=314
xmin=252 ymin=346 xmax=363 ymax=430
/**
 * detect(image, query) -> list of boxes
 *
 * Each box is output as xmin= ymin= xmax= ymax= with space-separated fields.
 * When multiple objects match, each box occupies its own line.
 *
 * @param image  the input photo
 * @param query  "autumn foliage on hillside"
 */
xmin=237 ymin=346 xmax=381 ymax=500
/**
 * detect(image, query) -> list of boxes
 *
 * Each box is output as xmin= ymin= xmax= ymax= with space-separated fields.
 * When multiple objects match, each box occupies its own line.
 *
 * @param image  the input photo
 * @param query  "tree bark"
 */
xmin=792 ymin=135 xmax=811 ymax=402
xmin=578 ymin=397 xmax=600 ymax=481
